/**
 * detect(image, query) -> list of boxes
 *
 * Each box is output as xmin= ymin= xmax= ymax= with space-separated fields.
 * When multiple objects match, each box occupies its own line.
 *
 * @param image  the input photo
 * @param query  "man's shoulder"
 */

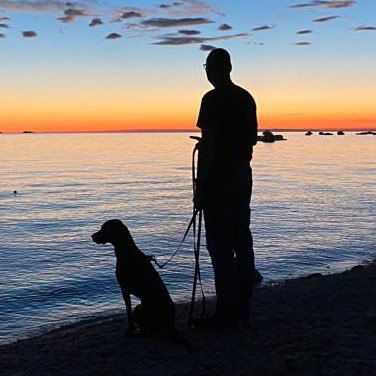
xmin=232 ymin=84 xmax=255 ymax=102
xmin=201 ymin=84 xmax=256 ymax=107
xmin=202 ymin=89 xmax=216 ymax=101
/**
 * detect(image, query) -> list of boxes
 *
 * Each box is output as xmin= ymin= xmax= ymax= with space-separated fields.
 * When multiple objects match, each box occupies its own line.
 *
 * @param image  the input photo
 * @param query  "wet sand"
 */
xmin=1 ymin=262 xmax=376 ymax=375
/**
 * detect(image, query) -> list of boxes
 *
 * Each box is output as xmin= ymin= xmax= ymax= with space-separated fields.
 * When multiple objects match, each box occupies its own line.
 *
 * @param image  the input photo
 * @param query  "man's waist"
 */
xmin=212 ymin=159 xmax=251 ymax=168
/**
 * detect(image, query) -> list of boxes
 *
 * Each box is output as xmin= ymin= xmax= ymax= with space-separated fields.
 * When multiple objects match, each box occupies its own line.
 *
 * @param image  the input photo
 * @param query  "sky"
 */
xmin=0 ymin=0 xmax=375 ymax=133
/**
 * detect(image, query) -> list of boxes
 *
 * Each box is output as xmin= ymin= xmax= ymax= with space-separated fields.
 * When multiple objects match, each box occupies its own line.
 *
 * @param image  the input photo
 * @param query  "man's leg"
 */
xmin=233 ymin=207 xmax=254 ymax=319
xmin=233 ymin=167 xmax=255 ymax=319
xmin=204 ymin=204 xmax=237 ymax=319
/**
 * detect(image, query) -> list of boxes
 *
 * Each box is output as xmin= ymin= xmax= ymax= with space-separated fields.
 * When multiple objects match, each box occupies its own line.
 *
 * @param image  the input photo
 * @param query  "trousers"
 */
xmin=203 ymin=165 xmax=255 ymax=318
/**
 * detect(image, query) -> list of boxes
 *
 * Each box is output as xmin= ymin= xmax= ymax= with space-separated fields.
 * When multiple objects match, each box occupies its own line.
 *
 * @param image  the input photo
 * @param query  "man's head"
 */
xmin=205 ymin=48 xmax=232 ymax=87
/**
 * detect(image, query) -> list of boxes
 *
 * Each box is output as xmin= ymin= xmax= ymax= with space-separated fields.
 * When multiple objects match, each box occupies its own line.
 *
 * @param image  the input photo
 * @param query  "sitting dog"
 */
xmin=92 ymin=219 xmax=191 ymax=350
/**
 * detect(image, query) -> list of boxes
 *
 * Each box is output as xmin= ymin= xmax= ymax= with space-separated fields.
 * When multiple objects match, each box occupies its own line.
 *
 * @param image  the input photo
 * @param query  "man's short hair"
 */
xmin=206 ymin=48 xmax=232 ymax=73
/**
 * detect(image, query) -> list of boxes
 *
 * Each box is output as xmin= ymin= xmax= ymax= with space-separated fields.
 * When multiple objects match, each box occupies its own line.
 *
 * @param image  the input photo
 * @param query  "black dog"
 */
xmin=92 ymin=219 xmax=191 ymax=350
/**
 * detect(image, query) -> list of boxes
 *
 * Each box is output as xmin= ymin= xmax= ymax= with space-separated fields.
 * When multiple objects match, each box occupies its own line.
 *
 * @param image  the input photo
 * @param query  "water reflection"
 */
xmin=0 ymin=132 xmax=374 ymax=343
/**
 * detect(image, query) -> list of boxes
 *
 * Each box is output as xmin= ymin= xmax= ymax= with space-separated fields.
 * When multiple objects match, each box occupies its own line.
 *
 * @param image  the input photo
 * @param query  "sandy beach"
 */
xmin=1 ymin=262 xmax=376 ymax=376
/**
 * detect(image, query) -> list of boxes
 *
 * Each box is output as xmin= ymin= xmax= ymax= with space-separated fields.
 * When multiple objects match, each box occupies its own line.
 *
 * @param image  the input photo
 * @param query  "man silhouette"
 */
xmin=195 ymin=48 xmax=259 ymax=328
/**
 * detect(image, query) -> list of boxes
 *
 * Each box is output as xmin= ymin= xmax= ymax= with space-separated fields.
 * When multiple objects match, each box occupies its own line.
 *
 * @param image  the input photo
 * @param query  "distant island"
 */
xmin=22 ymin=131 xmax=34 ymax=134
xmin=309 ymin=131 xmax=347 ymax=136
xmin=356 ymin=131 xmax=376 ymax=135
xmin=319 ymin=131 xmax=334 ymax=136
xmin=257 ymin=130 xmax=286 ymax=143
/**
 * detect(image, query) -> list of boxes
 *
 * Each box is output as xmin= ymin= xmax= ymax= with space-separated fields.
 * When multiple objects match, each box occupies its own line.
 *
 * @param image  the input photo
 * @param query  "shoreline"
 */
xmin=2 ymin=261 xmax=376 ymax=375
xmin=1 ymin=256 xmax=371 ymax=347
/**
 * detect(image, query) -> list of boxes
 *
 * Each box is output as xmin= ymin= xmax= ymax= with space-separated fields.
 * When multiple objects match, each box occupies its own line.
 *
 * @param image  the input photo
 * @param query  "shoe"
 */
xmin=193 ymin=314 xmax=239 ymax=329
xmin=252 ymin=269 xmax=263 ymax=285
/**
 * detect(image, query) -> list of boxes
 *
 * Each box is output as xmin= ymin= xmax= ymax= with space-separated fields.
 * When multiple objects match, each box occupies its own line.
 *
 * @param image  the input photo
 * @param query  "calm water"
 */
xmin=0 ymin=132 xmax=375 ymax=344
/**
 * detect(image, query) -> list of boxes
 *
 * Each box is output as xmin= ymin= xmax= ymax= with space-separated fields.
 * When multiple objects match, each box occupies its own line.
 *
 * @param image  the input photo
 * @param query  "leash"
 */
xmin=150 ymin=136 xmax=206 ymax=327
xmin=151 ymin=136 xmax=202 ymax=270
xmin=188 ymin=137 xmax=206 ymax=327
xmin=151 ymin=208 xmax=199 ymax=269
xmin=188 ymin=206 xmax=206 ymax=327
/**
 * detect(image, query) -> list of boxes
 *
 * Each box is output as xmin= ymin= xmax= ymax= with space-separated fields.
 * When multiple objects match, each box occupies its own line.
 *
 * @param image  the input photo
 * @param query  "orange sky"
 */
xmin=2 ymin=59 xmax=375 ymax=133
xmin=1 ymin=88 xmax=374 ymax=133
xmin=2 ymin=70 xmax=375 ymax=133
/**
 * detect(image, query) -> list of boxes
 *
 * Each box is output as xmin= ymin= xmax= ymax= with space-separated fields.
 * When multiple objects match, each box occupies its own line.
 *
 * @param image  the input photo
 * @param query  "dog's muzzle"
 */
xmin=91 ymin=230 xmax=106 ymax=244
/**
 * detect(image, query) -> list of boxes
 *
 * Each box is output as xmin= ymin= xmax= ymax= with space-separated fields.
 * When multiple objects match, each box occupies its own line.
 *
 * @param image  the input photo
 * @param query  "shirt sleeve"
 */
xmin=247 ymin=94 xmax=258 ymax=146
xmin=196 ymin=94 xmax=215 ymax=130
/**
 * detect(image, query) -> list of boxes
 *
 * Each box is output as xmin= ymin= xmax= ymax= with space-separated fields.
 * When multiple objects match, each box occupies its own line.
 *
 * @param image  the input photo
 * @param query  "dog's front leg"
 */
xmin=120 ymin=287 xmax=135 ymax=336
xmin=125 ymin=295 xmax=135 ymax=336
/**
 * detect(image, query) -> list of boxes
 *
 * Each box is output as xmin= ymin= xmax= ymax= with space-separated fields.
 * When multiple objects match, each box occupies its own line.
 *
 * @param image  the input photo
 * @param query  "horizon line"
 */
xmin=1 ymin=127 xmax=375 ymax=134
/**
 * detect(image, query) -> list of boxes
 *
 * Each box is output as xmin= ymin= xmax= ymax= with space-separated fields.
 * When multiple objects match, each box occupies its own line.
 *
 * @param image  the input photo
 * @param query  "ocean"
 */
xmin=0 ymin=132 xmax=375 ymax=344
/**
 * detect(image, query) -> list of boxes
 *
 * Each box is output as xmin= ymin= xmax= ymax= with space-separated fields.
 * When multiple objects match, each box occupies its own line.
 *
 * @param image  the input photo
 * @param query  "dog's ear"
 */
xmin=101 ymin=219 xmax=135 ymax=245
xmin=110 ymin=219 xmax=138 ymax=248
xmin=102 ymin=219 xmax=124 ymax=232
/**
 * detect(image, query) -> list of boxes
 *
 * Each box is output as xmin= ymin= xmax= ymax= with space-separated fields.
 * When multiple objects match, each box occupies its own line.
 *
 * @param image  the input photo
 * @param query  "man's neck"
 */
xmin=213 ymin=76 xmax=233 ymax=88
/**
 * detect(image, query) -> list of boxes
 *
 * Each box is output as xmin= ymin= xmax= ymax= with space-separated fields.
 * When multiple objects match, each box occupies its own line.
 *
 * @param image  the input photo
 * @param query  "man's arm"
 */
xmin=247 ymin=95 xmax=258 ymax=146
xmin=197 ymin=128 xmax=216 ymax=184
xmin=194 ymin=128 xmax=216 ymax=209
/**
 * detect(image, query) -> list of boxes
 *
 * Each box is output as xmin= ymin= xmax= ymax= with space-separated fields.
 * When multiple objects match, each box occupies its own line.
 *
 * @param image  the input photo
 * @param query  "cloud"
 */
xmin=0 ymin=16 xmax=10 ymax=21
xmin=105 ymin=32 xmax=122 ymax=40
xmin=159 ymin=2 xmax=184 ymax=9
xmin=153 ymin=32 xmax=248 ymax=45
xmin=326 ymin=0 xmax=355 ymax=8
xmin=295 ymin=41 xmax=311 ymax=45
xmin=114 ymin=0 xmax=221 ymax=24
xmin=0 ymin=1 xmax=94 ymax=23
xmin=0 ymin=23 xmax=9 ymax=28
xmin=57 ymin=7 xmax=88 ymax=23
xmin=200 ymin=43 xmax=215 ymax=51
xmin=297 ymin=29 xmax=313 ymax=34
xmin=89 ymin=17 xmax=103 ymax=27
xmin=0 ymin=1 xmax=89 ymax=12
xmin=153 ymin=36 xmax=206 ymax=45
xmin=0 ymin=32 xmax=5 ymax=37
xmin=22 ymin=30 xmax=37 ymax=37
xmin=354 ymin=25 xmax=376 ymax=31
xmin=252 ymin=25 xmax=275 ymax=31
xmin=120 ymin=11 xmax=143 ymax=19
xmin=142 ymin=17 xmax=213 ymax=28
xmin=218 ymin=23 xmax=232 ymax=31
xmin=158 ymin=1 xmax=223 ymax=17
xmin=178 ymin=29 xmax=200 ymax=35
xmin=290 ymin=1 xmax=355 ymax=9
xmin=111 ymin=8 xmax=144 ymax=23
xmin=313 ymin=15 xmax=338 ymax=22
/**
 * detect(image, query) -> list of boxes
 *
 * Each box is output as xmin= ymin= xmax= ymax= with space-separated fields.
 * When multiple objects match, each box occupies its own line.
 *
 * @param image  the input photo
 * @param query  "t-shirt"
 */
xmin=196 ymin=83 xmax=258 ymax=167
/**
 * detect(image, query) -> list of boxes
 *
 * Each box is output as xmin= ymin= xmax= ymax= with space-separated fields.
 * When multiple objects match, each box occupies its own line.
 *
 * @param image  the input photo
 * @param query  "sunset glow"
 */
xmin=1 ymin=0 xmax=375 ymax=133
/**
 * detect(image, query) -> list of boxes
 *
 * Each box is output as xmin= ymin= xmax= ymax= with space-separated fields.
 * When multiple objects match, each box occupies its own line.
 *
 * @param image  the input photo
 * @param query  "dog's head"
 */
xmin=91 ymin=219 xmax=133 ymax=246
